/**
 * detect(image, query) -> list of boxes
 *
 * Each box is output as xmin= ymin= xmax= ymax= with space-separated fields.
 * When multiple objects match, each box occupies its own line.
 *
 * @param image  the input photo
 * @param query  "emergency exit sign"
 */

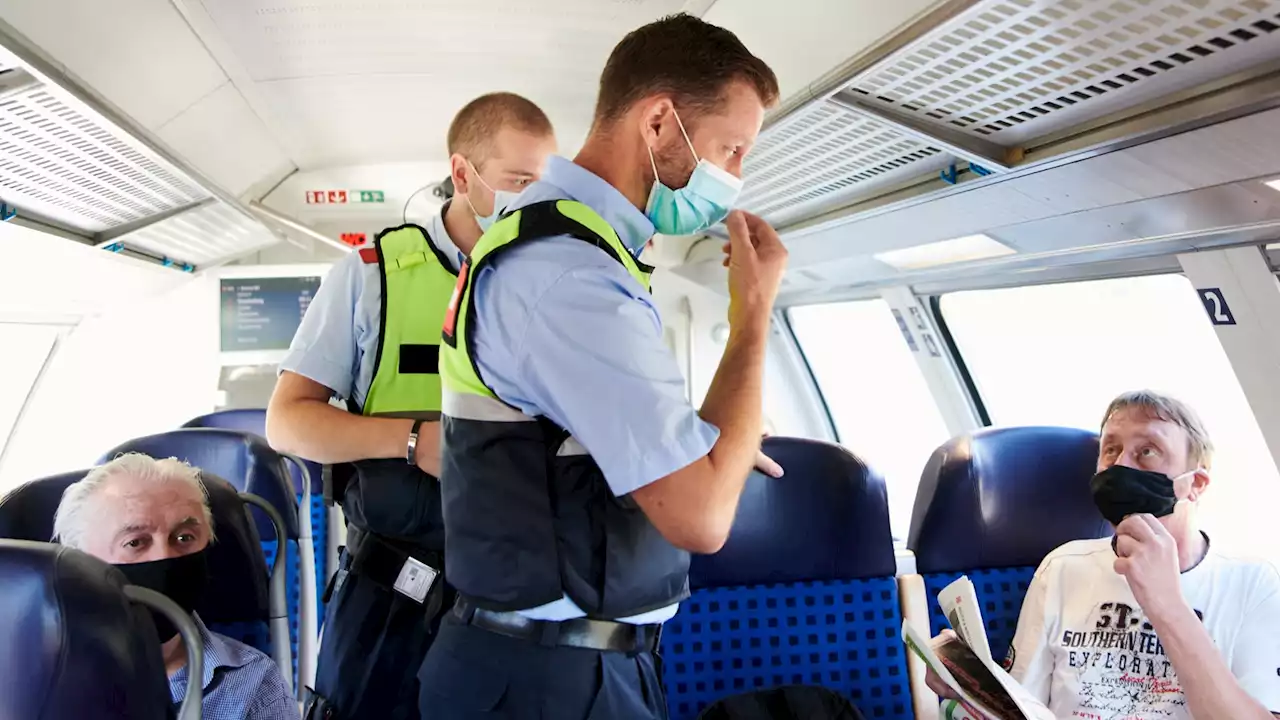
xmin=306 ymin=190 xmax=385 ymax=204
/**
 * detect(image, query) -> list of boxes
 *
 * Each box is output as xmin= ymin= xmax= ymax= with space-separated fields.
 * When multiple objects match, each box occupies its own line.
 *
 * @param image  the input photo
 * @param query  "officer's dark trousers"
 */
xmin=417 ymin=614 xmax=668 ymax=720
xmin=313 ymin=553 xmax=449 ymax=720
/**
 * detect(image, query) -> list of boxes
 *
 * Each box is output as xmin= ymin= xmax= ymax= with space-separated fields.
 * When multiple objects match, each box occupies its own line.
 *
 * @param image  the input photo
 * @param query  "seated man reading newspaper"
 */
xmin=925 ymin=390 xmax=1280 ymax=719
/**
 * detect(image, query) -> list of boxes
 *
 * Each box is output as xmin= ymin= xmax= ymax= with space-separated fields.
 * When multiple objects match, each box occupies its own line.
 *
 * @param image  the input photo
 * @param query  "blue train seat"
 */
xmin=0 ymin=539 xmax=184 ymax=719
xmin=99 ymin=428 xmax=314 ymax=691
xmin=906 ymin=426 xmax=1112 ymax=664
xmin=183 ymin=409 xmax=328 ymax=623
xmin=664 ymin=437 xmax=910 ymax=720
xmin=0 ymin=469 xmax=274 ymax=671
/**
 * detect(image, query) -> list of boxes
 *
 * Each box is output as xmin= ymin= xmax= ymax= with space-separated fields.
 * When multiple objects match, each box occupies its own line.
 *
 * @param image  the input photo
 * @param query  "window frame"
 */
xmin=927 ymin=294 xmax=991 ymax=427
xmin=779 ymin=309 xmax=840 ymax=443
xmin=0 ymin=322 xmax=64 ymax=476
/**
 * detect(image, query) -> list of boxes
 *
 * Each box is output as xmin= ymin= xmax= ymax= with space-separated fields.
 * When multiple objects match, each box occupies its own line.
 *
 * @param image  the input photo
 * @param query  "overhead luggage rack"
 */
xmin=0 ymin=34 xmax=283 ymax=270
xmin=735 ymin=102 xmax=953 ymax=228
xmin=739 ymin=0 xmax=1280 ymax=230
xmin=0 ymin=81 xmax=207 ymax=233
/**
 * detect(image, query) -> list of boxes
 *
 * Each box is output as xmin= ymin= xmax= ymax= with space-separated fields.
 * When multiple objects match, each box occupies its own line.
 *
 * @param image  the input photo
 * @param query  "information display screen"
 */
xmin=219 ymin=276 xmax=320 ymax=353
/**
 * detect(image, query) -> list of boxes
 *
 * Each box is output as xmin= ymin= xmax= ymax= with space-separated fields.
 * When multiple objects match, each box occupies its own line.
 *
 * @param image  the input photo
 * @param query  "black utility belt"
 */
xmin=452 ymin=597 xmax=661 ymax=654
xmin=344 ymin=531 xmax=444 ymax=607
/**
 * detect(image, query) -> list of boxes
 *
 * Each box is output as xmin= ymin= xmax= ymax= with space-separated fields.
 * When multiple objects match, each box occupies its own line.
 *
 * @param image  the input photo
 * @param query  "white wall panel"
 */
xmin=0 ymin=0 xmax=227 ymax=130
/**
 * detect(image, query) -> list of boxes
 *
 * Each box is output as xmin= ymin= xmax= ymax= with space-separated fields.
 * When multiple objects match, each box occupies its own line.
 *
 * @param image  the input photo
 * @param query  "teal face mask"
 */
xmin=465 ymin=161 xmax=521 ymax=232
xmin=645 ymin=110 xmax=743 ymax=237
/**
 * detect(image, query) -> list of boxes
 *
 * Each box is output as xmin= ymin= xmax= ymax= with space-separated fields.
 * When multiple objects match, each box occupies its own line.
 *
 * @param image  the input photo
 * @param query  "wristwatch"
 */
xmin=406 ymin=419 xmax=425 ymax=466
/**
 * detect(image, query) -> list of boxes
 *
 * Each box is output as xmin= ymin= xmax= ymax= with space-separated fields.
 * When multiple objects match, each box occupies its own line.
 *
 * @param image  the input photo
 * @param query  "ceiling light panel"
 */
xmin=873 ymin=233 xmax=1016 ymax=270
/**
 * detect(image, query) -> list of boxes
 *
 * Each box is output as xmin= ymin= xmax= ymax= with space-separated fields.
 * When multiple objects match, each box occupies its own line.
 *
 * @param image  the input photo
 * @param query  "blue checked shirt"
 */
xmin=167 ymin=614 xmax=299 ymax=720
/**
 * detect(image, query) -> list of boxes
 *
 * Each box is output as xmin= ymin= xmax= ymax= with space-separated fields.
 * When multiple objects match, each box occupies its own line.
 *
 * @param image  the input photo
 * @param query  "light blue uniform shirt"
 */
xmin=470 ymin=156 xmax=721 ymax=624
xmin=168 ymin=614 xmax=299 ymax=720
xmin=280 ymin=210 xmax=464 ymax=403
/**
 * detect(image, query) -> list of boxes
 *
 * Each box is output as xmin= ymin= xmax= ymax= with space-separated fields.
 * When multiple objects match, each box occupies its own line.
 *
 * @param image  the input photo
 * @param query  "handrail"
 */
xmin=239 ymin=492 xmax=293 ymax=694
xmin=124 ymin=586 xmax=204 ymax=720
xmin=280 ymin=453 xmax=320 ymax=696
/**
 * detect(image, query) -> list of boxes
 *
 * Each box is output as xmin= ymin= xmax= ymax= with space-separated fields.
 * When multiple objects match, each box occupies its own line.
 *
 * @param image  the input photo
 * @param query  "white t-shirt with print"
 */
xmin=1007 ymin=535 xmax=1280 ymax=719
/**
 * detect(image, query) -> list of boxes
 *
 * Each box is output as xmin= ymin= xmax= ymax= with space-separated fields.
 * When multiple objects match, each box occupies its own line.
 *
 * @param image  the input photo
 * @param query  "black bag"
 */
xmin=696 ymin=685 xmax=867 ymax=720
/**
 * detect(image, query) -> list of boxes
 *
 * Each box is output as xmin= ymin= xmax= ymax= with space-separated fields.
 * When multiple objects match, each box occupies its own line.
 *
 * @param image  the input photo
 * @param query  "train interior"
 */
xmin=1 ymin=0 xmax=1280 ymax=718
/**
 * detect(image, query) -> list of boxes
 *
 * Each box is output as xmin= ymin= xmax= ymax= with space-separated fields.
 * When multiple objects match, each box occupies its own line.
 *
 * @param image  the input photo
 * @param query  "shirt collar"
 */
xmin=428 ymin=200 xmax=465 ymax=271
xmin=539 ymin=155 xmax=655 ymax=255
xmin=173 ymin=613 xmax=256 ymax=692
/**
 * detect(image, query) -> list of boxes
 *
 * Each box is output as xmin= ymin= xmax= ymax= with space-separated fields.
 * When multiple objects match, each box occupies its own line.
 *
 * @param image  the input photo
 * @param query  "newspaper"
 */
xmin=901 ymin=577 xmax=1054 ymax=720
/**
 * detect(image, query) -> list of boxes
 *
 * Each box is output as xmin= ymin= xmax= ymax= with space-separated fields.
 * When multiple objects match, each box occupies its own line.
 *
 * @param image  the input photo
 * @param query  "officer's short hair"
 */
xmin=1101 ymin=390 xmax=1215 ymax=469
xmin=594 ymin=13 xmax=779 ymax=126
xmin=447 ymin=92 xmax=553 ymax=167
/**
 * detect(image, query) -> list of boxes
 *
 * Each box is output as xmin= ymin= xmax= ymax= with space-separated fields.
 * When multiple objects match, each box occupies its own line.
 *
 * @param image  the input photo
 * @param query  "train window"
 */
xmin=788 ymin=299 xmax=951 ymax=536
xmin=940 ymin=274 xmax=1280 ymax=561
xmin=0 ymin=324 xmax=59 ymax=480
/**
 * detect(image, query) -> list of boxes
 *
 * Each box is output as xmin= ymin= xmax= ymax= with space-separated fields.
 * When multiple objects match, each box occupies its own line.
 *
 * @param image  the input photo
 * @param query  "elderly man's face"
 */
xmin=79 ymin=474 xmax=212 ymax=564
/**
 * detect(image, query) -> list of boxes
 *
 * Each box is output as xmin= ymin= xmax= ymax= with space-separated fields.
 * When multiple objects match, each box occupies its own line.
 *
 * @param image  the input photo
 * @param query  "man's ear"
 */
xmin=449 ymin=153 xmax=470 ymax=197
xmin=637 ymin=96 xmax=675 ymax=149
xmin=1189 ymin=467 xmax=1211 ymax=501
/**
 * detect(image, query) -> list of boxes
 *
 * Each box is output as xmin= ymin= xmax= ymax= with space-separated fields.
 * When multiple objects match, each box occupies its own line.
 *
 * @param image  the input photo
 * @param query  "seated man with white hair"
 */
xmin=53 ymin=452 xmax=298 ymax=720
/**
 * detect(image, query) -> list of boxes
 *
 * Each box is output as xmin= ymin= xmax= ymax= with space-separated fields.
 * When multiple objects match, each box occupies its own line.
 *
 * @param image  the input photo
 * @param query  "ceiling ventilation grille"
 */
xmin=846 ymin=0 xmax=1280 ymax=144
xmin=112 ymin=201 xmax=279 ymax=266
xmin=0 ymin=85 xmax=207 ymax=233
xmin=738 ymin=101 xmax=951 ymax=225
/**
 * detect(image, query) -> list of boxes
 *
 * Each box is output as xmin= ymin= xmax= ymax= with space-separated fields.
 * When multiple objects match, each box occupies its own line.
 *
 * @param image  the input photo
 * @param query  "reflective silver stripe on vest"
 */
xmin=442 ymin=389 xmax=535 ymax=422
xmin=557 ymin=436 xmax=588 ymax=457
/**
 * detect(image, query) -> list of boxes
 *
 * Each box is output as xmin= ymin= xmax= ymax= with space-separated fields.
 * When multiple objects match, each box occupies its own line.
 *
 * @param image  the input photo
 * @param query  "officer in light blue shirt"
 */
xmin=266 ymin=93 xmax=556 ymax=720
xmin=422 ymin=14 xmax=787 ymax=720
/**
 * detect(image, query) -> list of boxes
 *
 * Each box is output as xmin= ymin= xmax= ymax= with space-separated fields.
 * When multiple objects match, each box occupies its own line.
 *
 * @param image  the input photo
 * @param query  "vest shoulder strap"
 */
xmin=442 ymin=199 xmax=653 ymax=403
xmin=474 ymin=200 xmax=653 ymax=290
xmin=373 ymin=222 xmax=457 ymax=277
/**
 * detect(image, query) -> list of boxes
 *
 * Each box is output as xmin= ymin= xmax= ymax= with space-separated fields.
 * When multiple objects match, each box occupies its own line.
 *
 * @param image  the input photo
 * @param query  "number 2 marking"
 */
xmin=1197 ymin=288 xmax=1236 ymax=326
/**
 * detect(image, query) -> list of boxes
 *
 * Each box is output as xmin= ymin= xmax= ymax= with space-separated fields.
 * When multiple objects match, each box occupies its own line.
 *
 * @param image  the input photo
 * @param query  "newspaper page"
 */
xmin=903 ymin=619 xmax=1027 ymax=720
xmin=938 ymin=576 xmax=993 ymax=664
xmin=901 ymin=574 xmax=1057 ymax=720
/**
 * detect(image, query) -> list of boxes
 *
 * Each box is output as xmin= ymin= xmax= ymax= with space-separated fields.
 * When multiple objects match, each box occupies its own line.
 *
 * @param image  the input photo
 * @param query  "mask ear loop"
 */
xmin=1173 ymin=467 xmax=1203 ymax=501
xmin=464 ymin=159 xmax=500 ymax=219
xmin=646 ymin=143 xmax=661 ymax=185
xmin=671 ymin=109 xmax=700 ymax=163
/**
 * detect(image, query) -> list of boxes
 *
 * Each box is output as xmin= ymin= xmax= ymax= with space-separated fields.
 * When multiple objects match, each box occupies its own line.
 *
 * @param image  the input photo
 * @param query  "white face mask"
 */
xmin=464 ymin=161 xmax=521 ymax=232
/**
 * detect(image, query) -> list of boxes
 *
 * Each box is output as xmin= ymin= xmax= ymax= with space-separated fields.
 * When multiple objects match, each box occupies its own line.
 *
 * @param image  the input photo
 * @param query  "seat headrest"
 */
xmin=0 ymin=469 xmax=87 ymax=541
xmin=690 ymin=437 xmax=896 ymax=589
xmin=0 ymin=540 xmax=172 ymax=720
xmin=0 ymin=471 xmax=270 ymax=626
xmin=100 ymin=428 xmax=299 ymax=539
xmin=183 ymin=408 xmax=268 ymax=434
xmin=183 ymin=409 xmax=323 ymax=494
xmin=907 ymin=426 xmax=1112 ymax=574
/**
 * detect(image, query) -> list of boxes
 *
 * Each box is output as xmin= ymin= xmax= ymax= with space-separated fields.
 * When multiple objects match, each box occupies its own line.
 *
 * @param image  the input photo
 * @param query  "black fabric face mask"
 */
xmin=114 ymin=548 xmax=209 ymax=642
xmin=1089 ymin=464 xmax=1179 ymax=526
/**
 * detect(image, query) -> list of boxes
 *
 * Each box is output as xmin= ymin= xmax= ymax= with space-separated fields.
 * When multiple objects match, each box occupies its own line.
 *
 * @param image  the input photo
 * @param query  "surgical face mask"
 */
xmin=1089 ymin=465 xmax=1196 ymax=526
xmin=114 ymin=548 xmax=209 ymax=642
xmin=645 ymin=109 xmax=744 ymax=238
xmin=464 ymin=161 xmax=521 ymax=232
